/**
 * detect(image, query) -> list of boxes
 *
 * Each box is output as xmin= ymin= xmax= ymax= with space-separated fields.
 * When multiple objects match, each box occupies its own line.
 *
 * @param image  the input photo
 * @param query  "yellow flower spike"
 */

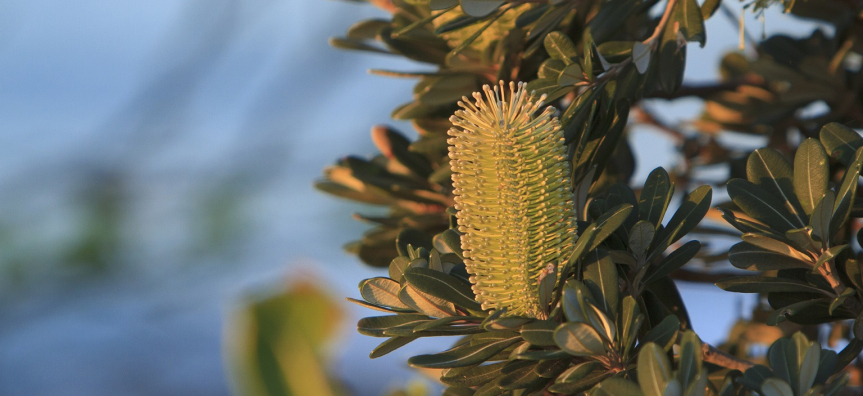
xmin=447 ymin=81 xmax=577 ymax=319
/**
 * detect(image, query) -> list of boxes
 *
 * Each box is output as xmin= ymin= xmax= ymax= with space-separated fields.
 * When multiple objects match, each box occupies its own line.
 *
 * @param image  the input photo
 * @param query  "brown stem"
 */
xmin=642 ymin=0 xmax=678 ymax=46
xmin=701 ymin=342 xmax=755 ymax=372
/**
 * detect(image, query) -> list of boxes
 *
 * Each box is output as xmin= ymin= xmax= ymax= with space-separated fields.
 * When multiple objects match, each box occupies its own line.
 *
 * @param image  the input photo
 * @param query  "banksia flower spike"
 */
xmin=448 ymin=81 xmax=577 ymax=319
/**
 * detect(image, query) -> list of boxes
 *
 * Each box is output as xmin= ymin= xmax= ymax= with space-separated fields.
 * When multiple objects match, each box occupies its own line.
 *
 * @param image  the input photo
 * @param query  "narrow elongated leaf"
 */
xmin=794 ymin=139 xmax=829 ymax=215
xmin=741 ymin=234 xmax=812 ymax=262
xmin=728 ymin=242 xmax=812 ymax=271
xmin=554 ymin=322 xmax=607 ymax=356
xmin=747 ymin=148 xmax=806 ymax=227
xmin=639 ymin=168 xmax=673 ymax=227
xmin=768 ymin=338 xmax=796 ymax=388
xmin=810 ymin=191 xmax=834 ymax=242
xmin=716 ymin=276 xmax=830 ymax=295
xmin=678 ymin=330 xmax=703 ymax=390
xmin=399 ymin=284 xmax=457 ymax=317
xmin=701 ymin=0 xmax=721 ymax=19
xmin=641 ymin=315 xmax=679 ymax=351
xmin=497 ymin=361 xmax=542 ymax=389
xmin=520 ymin=320 xmax=558 ymax=346
xmin=442 ymin=361 xmax=507 ymax=386
xmin=544 ymin=32 xmax=578 ymax=63
xmin=360 ymin=277 xmax=412 ymax=310
xmin=831 ymin=146 xmax=863 ymax=238
xmin=676 ymin=0 xmax=706 ymax=46
xmin=727 ymin=179 xmax=801 ymax=233
xmin=583 ymin=249 xmax=619 ymax=315
xmin=654 ymin=186 xmax=712 ymax=254
xmin=357 ymin=314 xmax=431 ymax=337
xmin=550 ymin=370 xmax=613 ymax=394
xmin=408 ymin=336 xmax=520 ymax=368
xmin=766 ymin=298 xmax=831 ymax=326
xmin=638 ymin=343 xmax=672 ymax=396
xmin=535 ymin=359 xmax=569 ymax=378
xmin=629 ymin=220 xmax=655 ymax=258
xmin=589 ymin=204 xmax=634 ymax=252
xmin=370 ymin=336 xmax=418 ymax=358
xmin=820 ymin=122 xmax=863 ymax=165
xmin=556 ymin=361 xmax=601 ymax=384
xmin=644 ymin=240 xmax=700 ymax=283
xmin=413 ymin=316 xmax=481 ymax=332
xmin=798 ymin=343 xmax=820 ymax=395
xmin=404 ymin=267 xmax=483 ymax=311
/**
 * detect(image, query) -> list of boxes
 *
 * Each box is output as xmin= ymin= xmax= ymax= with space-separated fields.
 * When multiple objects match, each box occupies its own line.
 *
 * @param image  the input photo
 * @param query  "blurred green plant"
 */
xmin=316 ymin=0 xmax=863 ymax=393
xmin=226 ymin=281 xmax=347 ymax=396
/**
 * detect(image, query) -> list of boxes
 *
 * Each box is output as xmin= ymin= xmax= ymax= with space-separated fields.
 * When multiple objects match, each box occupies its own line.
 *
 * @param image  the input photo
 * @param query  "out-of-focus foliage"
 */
xmin=315 ymin=0 xmax=863 ymax=393
xmin=226 ymin=282 xmax=346 ymax=396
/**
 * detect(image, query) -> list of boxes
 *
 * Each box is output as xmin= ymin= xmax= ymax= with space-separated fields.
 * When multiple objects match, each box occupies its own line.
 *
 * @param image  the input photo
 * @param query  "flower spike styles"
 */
xmin=448 ymin=81 xmax=577 ymax=319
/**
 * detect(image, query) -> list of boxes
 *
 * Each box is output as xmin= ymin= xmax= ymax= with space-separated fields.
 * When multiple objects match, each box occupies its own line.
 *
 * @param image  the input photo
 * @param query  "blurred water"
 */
xmin=0 ymin=1 xmax=820 ymax=395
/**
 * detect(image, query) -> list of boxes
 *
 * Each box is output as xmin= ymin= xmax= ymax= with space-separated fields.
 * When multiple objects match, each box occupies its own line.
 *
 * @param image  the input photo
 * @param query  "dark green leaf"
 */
xmin=814 ymin=245 xmax=849 ymax=271
xmin=589 ymin=204 xmax=634 ymax=252
xmin=583 ymin=249 xmax=619 ymax=315
xmin=651 ymin=186 xmax=711 ymax=258
xmin=408 ymin=336 xmax=520 ymax=368
xmin=761 ymin=378 xmax=794 ymax=396
xmin=701 ymin=0 xmax=721 ymax=19
xmin=554 ymin=322 xmax=607 ymax=356
xmin=357 ymin=314 xmax=430 ymax=337
xmin=442 ymin=361 xmax=508 ymax=386
xmin=543 ymin=32 xmax=578 ymax=63
xmin=820 ymin=122 xmax=863 ymax=166
xmin=638 ymin=343 xmax=672 ymax=396
xmin=520 ymin=320 xmax=558 ymax=346
xmin=550 ymin=371 xmax=613 ymax=394
xmin=398 ymin=284 xmax=457 ymax=317
xmin=748 ymin=148 xmax=806 ymax=227
xmin=728 ymin=179 xmax=801 ymax=233
xmin=728 ymin=242 xmax=811 ymax=271
xmin=644 ymin=240 xmax=700 ymax=284
xmin=741 ymin=234 xmax=812 ymax=262
xmin=831 ymin=147 xmax=863 ymax=238
xmin=404 ymin=267 xmax=482 ymax=311
xmin=793 ymin=139 xmax=829 ymax=215
xmin=641 ymin=315 xmax=679 ymax=351
xmin=768 ymin=338 xmax=796 ymax=388
xmin=328 ymin=37 xmax=392 ymax=54
xmin=676 ymin=0 xmax=706 ymax=46
xmin=810 ymin=191 xmax=834 ymax=242
xmin=558 ymin=62 xmax=584 ymax=86
xmin=639 ymin=167 xmax=673 ymax=228
xmin=459 ymin=0 xmax=505 ymax=17
xmin=836 ymin=339 xmax=863 ymax=372
xmin=515 ymin=4 xmax=550 ymax=27
xmin=556 ymin=361 xmax=601 ymax=384
xmin=360 ymin=277 xmax=412 ymax=310
xmin=593 ymin=378 xmax=644 ymax=396
xmin=717 ymin=276 xmax=830 ymax=295
xmin=767 ymin=299 xmax=824 ymax=326
xmin=678 ymin=330 xmax=702 ymax=390
xmin=497 ymin=361 xmax=542 ymax=389
xmin=629 ymin=220 xmax=655 ymax=258
xmin=370 ymin=336 xmax=418 ymax=358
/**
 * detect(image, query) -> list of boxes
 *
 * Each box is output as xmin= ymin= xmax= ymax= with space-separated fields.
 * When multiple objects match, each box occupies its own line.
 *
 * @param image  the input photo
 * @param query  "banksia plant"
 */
xmin=315 ymin=0 xmax=863 ymax=393
xmin=448 ymin=81 xmax=575 ymax=319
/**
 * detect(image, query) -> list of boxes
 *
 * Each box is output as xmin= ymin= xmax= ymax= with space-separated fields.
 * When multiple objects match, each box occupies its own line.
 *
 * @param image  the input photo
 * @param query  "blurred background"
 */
xmin=0 ymin=1 xmax=827 ymax=395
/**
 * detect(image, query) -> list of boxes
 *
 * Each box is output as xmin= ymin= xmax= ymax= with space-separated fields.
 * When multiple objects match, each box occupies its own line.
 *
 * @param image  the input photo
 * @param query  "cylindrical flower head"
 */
xmin=448 ymin=81 xmax=577 ymax=319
